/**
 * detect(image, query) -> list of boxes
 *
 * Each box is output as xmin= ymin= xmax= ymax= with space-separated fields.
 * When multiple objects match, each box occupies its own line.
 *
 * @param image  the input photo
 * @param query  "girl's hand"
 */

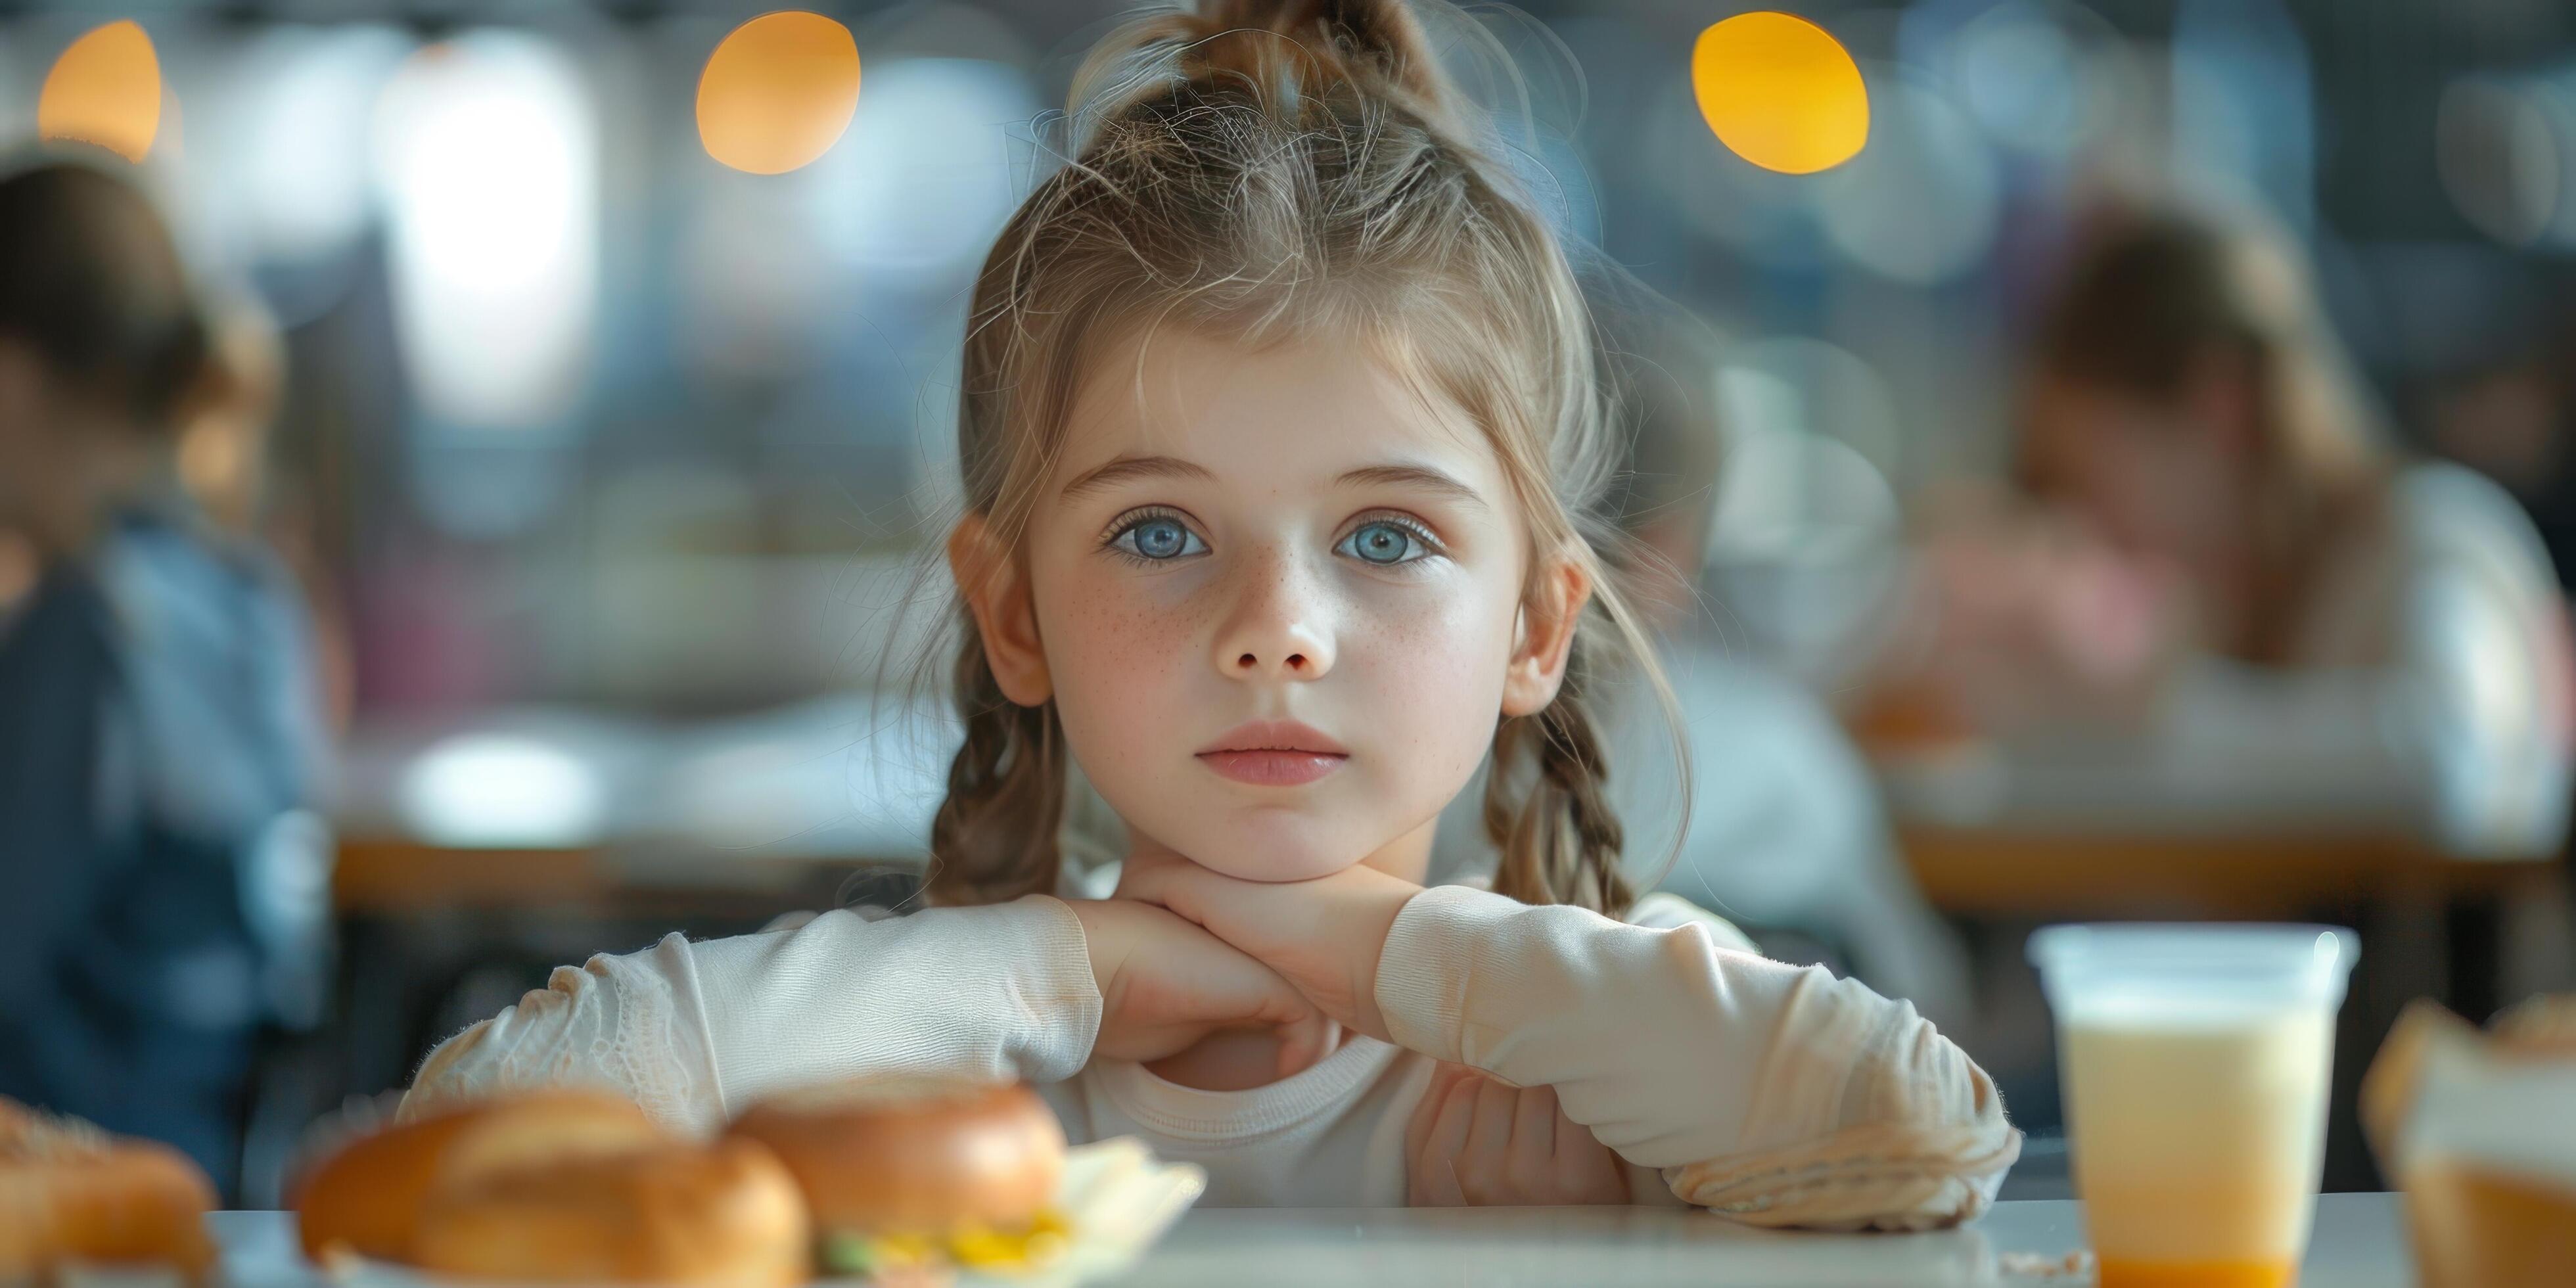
xmin=1111 ymin=858 xmax=1421 ymax=1042
xmin=1404 ymin=1062 xmax=1630 ymax=1207
xmin=1064 ymin=898 xmax=1334 ymax=1079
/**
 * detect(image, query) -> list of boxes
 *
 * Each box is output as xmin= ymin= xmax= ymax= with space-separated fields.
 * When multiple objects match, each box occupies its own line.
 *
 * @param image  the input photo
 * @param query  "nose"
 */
xmin=1213 ymin=547 xmax=1335 ymax=682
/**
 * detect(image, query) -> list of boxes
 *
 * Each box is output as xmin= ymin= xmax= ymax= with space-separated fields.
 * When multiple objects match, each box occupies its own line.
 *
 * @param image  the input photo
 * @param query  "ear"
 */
xmin=1501 ymin=554 xmax=1592 ymax=718
xmin=947 ymin=512 xmax=1053 ymax=706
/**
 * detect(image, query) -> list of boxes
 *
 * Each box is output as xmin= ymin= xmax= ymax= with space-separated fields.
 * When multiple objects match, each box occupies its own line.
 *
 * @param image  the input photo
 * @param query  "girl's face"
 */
xmin=961 ymin=328 xmax=1580 ymax=883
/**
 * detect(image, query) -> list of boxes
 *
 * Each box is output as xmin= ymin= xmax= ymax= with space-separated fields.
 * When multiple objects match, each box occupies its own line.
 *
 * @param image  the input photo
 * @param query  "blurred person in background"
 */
xmin=0 ymin=157 xmax=332 ymax=1196
xmin=1884 ymin=210 xmax=2572 ymax=859
xmin=176 ymin=288 xmax=357 ymax=738
xmin=1432 ymin=290 xmax=1977 ymax=1026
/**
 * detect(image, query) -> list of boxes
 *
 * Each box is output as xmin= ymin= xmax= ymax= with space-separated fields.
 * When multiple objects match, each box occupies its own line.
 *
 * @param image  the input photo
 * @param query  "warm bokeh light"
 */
xmin=1691 ymin=12 xmax=1868 ymax=175
xmin=697 ymin=11 xmax=862 ymax=175
xmin=37 ymin=20 xmax=164 ymax=162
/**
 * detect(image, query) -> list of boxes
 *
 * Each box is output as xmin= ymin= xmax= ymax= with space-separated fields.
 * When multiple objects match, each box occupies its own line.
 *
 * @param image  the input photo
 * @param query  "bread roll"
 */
xmin=729 ymin=1079 xmax=1064 ymax=1238
xmin=294 ymin=1088 xmax=663 ymax=1262
xmin=2365 ymin=994 xmax=2576 ymax=1288
xmin=2404 ymin=1161 xmax=2576 ymax=1288
xmin=413 ymin=1137 xmax=808 ymax=1287
xmin=0 ymin=1099 xmax=216 ymax=1283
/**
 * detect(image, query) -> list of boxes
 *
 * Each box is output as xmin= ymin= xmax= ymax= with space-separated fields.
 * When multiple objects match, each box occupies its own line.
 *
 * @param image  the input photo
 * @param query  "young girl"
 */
xmin=407 ymin=0 xmax=2017 ymax=1226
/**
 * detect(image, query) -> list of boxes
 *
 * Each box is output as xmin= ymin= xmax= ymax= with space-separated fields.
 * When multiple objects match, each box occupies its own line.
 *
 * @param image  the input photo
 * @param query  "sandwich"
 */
xmin=727 ymin=1079 xmax=1069 ymax=1279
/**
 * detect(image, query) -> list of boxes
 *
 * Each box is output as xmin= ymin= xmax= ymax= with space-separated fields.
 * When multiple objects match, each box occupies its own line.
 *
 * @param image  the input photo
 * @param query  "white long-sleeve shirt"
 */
xmin=403 ymin=886 xmax=2017 ymax=1230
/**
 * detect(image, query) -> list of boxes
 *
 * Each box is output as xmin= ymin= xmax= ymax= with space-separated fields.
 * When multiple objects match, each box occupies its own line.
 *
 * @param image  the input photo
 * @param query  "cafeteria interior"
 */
xmin=5 ymin=1 xmax=2576 ymax=1284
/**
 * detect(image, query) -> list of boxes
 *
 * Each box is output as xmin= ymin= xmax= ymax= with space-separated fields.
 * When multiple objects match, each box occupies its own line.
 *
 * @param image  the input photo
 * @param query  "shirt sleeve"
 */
xmin=402 ymin=894 xmax=1102 ymax=1135
xmin=1373 ymin=885 xmax=2018 ymax=1230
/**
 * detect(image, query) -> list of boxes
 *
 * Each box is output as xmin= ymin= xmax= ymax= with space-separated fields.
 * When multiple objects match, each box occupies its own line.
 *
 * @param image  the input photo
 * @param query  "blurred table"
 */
xmin=336 ymin=708 xmax=2567 ymax=917
xmin=1896 ymin=825 xmax=2548 ymax=919
xmin=1875 ymin=738 xmax=2562 ymax=919
xmin=209 ymin=1193 xmax=2411 ymax=1287
xmin=329 ymin=699 xmax=947 ymax=915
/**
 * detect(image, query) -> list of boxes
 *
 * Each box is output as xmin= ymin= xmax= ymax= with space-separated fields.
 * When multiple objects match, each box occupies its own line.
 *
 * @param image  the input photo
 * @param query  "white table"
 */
xmin=210 ymin=1193 xmax=2410 ymax=1286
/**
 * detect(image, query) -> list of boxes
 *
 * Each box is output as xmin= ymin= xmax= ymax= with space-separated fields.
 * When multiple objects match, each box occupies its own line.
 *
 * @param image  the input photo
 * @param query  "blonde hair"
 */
xmin=927 ymin=0 xmax=1675 ymax=914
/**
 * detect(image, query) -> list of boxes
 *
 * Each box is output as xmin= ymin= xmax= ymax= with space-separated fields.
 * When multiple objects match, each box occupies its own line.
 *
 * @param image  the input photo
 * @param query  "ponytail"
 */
xmin=1072 ymin=0 xmax=1461 ymax=139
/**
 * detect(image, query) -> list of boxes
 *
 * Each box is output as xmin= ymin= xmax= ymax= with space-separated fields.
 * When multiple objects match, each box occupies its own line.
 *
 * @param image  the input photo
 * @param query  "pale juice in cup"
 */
xmin=2031 ymin=925 xmax=2357 ymax=1288
xmin=2061 ymin=1001 xmax=2332 ymax=1287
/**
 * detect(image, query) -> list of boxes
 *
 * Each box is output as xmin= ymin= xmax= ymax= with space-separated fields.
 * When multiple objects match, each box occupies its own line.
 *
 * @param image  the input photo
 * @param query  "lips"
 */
xmin=1196 ymin=720 xmax=1349 ymax=787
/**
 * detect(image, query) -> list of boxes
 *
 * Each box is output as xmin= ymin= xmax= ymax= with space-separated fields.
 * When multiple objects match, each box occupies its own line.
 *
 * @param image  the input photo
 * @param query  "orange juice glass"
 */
xmin=2031 ymin=925 xmax=2359 ymax=1288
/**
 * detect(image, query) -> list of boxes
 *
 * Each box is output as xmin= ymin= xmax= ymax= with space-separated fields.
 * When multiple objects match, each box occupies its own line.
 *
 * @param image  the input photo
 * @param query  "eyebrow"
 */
xmin=1056 ymin=454 xmax=1490 ymax=513
xmin=1337 ymin=463 xmax=1490 ymax=513
xmin=1058 ymin=454 xmax=1218 ymax=501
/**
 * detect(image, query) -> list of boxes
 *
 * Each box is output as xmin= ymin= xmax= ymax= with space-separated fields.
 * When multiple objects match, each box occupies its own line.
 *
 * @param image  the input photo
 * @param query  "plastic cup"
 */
xmin=2029 ymin=924 xmax=2360 ymax=1288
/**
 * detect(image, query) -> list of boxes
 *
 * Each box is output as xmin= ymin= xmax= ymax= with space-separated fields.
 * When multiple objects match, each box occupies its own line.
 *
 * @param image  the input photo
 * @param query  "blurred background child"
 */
xmin=0 ymin=157 xmax=331 ymax=1197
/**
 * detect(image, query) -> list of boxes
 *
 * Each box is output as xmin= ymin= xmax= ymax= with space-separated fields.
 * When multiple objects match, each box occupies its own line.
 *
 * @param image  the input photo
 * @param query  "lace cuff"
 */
xmin=1664 ymin=1118 xmax=2022 ymax=1231
xmin=400 ymin=933 xmax=726 ymax=1134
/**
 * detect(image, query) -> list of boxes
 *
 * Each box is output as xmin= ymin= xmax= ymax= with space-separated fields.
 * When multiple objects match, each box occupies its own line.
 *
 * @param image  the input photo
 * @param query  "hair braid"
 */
xmin=924 ymin=614 xmax=1067 ymax=906
xmin=1482 ymin=632 xmax=1634 ymax=916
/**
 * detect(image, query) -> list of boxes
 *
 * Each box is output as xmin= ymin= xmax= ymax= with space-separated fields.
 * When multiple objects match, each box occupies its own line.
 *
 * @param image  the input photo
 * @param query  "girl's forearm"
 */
xmin=1371 ymin=885 xmax=2017 ymax=1228
xmin=402 ymin=896 xmax=1102 ymax=1134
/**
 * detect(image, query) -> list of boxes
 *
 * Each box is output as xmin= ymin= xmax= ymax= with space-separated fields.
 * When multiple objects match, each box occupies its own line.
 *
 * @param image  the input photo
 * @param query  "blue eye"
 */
xmin=1110 ymin=515 xmax=1207 ymax=562
xmin=1339 ymin=520 xmax=1431 ymax=566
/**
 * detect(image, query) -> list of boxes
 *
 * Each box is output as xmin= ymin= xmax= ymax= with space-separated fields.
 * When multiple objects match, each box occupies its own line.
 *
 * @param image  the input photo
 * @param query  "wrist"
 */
xmin=1346 ymin=875 xmax=1421 ymax=1042
xmin=1063 ymin=898 xmax=1126 ymax=998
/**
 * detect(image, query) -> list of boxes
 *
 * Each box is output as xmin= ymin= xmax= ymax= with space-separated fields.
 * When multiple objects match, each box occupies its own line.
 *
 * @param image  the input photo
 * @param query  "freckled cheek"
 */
xmin=1345 ymin=583 xmax=1515 ymax=770
xmin=1038 ymin=567 xmax=1210 ymax=748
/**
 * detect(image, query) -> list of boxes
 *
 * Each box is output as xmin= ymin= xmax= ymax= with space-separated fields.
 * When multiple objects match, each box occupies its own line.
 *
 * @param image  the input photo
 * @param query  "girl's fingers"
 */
xmin=1500 ymin=1085 xmax=1557 ymax=1201
xmin=1552 ymin=1099 xmax=1631 ymax=1205
xmin=1116 ymin=860 xmax=1238 ymax=936
xmin=1431 ymin=1153 xmax=1470 ymax=1212
xmin=1549 ymin=1097 xmax=1603 ymax=1170
xmin=1404 ymin=1063 xmax=1471 ymax=1164
xmin=1410 ymin=1076 xmax=1479 ymax=1207
xmin=1195 ymin=942 xmax=1314 ymax=1043
xmin=1457 ymin=1078 xmax=1517 ymax=1205
xmin=1511 ymin=1083 xmax=1558 ymax=1162
xmin=1272 ymin=1015 xmax=1337 ymax=1079
xmin=1109 ymin=860 xmax=1197 ymax=924
xmin=1408 ymin=1076 xmax=1627 ymax=1207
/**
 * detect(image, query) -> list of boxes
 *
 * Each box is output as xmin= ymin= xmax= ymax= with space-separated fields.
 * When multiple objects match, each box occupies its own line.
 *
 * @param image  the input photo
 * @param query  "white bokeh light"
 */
xmin=398 ymin=733 xmax=607 ymax=849
xmin=375 ymin=33 xmax=599 ymax=430
xmin=2436 ymin=74 xmax=2571 ymax=249
xmin=1943 ymin=0 xmax=2109 ymax=160
xmin=1817 ymin=72 xmax=2000 ymax=286
xmin=804 ymin=57 xmax=1040 ymax=286
xmin=1705 ymin=338 xmax=1910 ymax=685
xmin=218 ymin=26 xmax=413 ymax=264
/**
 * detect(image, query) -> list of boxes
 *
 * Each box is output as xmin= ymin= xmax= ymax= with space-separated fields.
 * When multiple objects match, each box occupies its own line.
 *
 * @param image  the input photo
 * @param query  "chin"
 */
xmin=1174 ymin=817 xmax=1368 ymax=884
